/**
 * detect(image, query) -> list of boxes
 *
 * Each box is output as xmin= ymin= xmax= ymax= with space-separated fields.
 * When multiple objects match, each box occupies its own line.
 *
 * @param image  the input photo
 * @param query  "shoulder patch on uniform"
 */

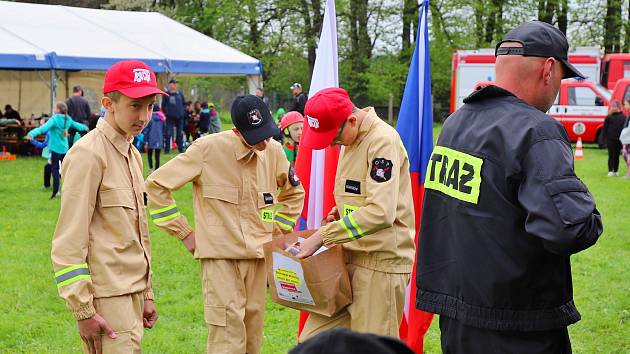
xmin=289 ymin=166 xmax=300 ymax=186
xmin=263 ymin=193 xmax=274 ymax=204
xmin=370 ymin=158 xmax=393 ymax=182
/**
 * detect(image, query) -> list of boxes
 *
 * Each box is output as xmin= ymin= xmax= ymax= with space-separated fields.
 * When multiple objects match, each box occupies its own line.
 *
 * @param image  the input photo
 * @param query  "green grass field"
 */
xmin=0 ymin=139 xmax=628 ymax=353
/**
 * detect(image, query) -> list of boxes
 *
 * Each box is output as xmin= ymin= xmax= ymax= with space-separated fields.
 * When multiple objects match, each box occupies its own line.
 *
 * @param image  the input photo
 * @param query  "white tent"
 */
xmin=0 ymin=1 xmax=262 ymax=116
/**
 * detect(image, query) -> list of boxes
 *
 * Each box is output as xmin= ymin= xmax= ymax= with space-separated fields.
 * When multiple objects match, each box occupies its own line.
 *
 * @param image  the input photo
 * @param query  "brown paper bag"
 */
xmin=263 ymin=230 xmax=352 ymax=317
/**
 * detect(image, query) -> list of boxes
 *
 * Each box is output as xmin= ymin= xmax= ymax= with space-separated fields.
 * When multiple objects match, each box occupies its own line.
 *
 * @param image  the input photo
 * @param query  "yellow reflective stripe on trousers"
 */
xmin=55 ymin=264 xmax=91 ymax=288
xmin=274 ymin=212 xmax=296 ymax=230
xmin=149 ymin=204 xmax=180 ymax=223
xmin=340 ymin=214 xmax=363 ymax=241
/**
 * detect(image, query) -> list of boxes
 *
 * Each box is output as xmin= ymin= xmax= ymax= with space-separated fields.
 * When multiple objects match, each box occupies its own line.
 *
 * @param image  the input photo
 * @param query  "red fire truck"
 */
xmin=452 ymin=48 xmax=630 ymax=145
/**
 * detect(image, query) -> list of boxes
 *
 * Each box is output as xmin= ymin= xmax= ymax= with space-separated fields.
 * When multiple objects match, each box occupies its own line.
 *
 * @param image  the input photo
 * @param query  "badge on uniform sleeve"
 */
xmin=289 ymin=166 xmax=300 ymax=186
xmin=263 ymin=193 xmax=274 ymax=204
xmin=370 ymin=158 xmax=393 ymax=182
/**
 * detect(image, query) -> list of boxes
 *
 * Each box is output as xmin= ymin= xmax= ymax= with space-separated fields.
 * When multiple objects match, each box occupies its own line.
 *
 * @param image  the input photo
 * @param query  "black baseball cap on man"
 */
xmin=495 ymin=20 xmax=585 ymax=80
xmin=231 ymin=95 xmax=280 ymax=145
xmin=289 ymin=328 xmax=414 ymax=354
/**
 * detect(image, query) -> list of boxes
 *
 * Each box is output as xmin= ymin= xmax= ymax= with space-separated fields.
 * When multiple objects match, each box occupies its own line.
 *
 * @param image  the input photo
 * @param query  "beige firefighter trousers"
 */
xmin=298 ymin=263 xmax=410 ymax=342
xmin=201 ymin=258 xmax=267 ymax=354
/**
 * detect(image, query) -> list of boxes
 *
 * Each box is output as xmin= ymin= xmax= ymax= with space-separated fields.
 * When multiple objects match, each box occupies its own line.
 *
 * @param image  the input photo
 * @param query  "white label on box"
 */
xmin=272 ymin=252 xmax=315 ymax=305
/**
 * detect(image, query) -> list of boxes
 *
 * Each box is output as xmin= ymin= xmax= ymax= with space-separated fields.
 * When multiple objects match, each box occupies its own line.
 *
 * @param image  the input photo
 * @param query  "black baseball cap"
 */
xmin=168 ymin=78 xmax=178 ymax=84
xmin=231 ymin=95 xmax=280 ymax=145
xmin=289 ymin=329 xmax=414 ymax=354
xmin=495 ymin=20 xmax=585 ymax=79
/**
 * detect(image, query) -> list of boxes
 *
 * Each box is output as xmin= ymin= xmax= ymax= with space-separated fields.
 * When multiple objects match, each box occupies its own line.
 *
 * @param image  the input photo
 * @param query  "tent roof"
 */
xmin=0 ymin=1 xmax=261 ymax=75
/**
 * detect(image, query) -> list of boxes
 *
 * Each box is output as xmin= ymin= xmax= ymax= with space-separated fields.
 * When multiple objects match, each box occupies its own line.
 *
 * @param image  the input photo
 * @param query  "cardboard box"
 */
xmin=263 ymin=230 xmax=352 ymax=317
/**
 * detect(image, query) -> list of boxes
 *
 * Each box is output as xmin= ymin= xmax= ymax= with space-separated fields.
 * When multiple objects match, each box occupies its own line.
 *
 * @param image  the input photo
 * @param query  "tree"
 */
xmin=604 ymin=0 xmax=622 ymax=53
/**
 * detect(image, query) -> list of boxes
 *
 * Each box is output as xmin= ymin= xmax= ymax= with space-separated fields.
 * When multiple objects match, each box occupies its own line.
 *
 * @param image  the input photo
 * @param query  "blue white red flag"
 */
xmin=396 ymin=0 xmax=435 ymax=352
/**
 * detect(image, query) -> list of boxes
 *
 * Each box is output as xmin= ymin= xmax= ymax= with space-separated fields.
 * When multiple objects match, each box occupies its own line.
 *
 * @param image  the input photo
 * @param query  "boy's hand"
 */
xmin=78 ymin=313 xmax=116 ymax=354
xmin=182 ymin=232 xmax=196 ymax=255
xmin=324 ymin=206 xmax=340 ymax=224
xmin=143 ymin=300 xmax=158 ymax=329
xmin=296 ymin=232 xmax=324 ymax=259
xmin=23 ymin=135 xmax=33 ymax=141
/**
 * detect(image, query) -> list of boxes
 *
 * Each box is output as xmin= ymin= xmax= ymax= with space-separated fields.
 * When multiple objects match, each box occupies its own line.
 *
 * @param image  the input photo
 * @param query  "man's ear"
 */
xmin=542 ymin=58 xmax=555 ymax=85
xmin=232 ymin=127 xmax=241 ymax=136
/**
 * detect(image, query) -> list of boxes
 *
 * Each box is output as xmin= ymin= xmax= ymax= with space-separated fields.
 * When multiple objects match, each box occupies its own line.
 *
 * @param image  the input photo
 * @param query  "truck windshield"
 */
xmin=593 ymin=84 xmax=612 ymax=101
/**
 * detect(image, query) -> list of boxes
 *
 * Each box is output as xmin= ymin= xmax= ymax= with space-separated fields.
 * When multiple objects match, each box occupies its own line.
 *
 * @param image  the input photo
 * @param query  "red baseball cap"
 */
xmin=103 ymin=60 xmax=167 ymax=98
xmin=302 ymin=87 xmax=353 ymax=150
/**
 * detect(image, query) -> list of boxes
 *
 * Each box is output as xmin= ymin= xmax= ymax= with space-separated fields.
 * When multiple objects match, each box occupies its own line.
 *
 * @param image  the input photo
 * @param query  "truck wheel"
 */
xmin=597 ymin=130 xmax=606 ymax=149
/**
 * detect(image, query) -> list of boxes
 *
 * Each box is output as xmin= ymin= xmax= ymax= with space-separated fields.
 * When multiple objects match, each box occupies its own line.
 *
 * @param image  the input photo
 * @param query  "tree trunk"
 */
xmin=604 ymin=0 xmax=622 ymax=53
xmin=625 ymin=0 xmax=630 ymax=52
xmin=401 ymin=0 xmax=416 ymax=54
xmin=300 ymin=0 xmax=323 ymax=78
xmin=349 ymin=0 xmax=371 ymax=103
xmin=474 ymin=0 xmax=485 ymax=47
xmin=557 ymin=0 xmax=567 ymax=34
xmin=538 ymin=0 xmax=556 ymax=24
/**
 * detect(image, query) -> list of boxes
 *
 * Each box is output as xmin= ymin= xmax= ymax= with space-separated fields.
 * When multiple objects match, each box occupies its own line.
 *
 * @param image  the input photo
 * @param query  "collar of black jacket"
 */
xmin=463 ymin=85 xmax=516 ymax=104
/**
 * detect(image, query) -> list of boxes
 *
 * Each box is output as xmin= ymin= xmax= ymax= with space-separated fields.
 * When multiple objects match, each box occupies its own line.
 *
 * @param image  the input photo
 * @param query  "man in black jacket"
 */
xmin=416 ymin=21 xmax=603 ymax=353
xmin=66 ymin=85 xmax=92 ymax=148
xmin=289 ymin=83 xmax=308 ymax=115
xmin=162 ymin=79 xmax=187 ymax=153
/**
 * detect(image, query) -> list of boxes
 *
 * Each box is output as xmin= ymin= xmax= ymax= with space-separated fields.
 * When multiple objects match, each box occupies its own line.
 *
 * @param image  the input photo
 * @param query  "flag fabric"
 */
xmin=396 ymin=0 xmax=435 ymax=352
xmin=294 ymin=0 xmax=340 ymax=336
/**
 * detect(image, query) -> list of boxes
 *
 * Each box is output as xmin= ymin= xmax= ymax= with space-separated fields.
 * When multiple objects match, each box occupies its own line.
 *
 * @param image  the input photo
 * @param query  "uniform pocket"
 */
xmin=100 ymin=330 xmax=133 ymax=353
xmin=204 ymin=305 xmax=228 ymax=353
xmin=544 ymin=177 xmax=594 ymax=225
xmin=202 ymin=185 xmax=239 ymax=226
xmin=99 ymin=188 xmax=136 ymax=209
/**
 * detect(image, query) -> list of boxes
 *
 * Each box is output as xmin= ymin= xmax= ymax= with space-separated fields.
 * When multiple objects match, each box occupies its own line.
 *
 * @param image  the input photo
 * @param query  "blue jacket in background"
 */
xmin=30 ymin=131 xmax=51 ymax=159
xmin=161 ymin=90 xmax=186 ymax=119
xmin=27 ymin=114 xmax=88 ymax=154
xmin=143 ymin=113 xmax=165 ymax=149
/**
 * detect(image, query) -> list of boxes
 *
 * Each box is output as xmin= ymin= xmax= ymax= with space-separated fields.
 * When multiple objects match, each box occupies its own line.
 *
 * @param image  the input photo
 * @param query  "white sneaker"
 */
xmin=607 ymin=171 xmax=614 ymax=177
xmin=148 ymin=168 xmax=154 ymax=174
xmin=614 ymin=172 xmax=619 ymax=176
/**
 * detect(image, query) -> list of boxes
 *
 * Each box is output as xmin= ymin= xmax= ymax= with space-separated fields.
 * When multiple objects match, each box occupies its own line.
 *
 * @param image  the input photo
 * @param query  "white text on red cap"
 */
xmin=307 ymin=115 xmax=320 ymax=129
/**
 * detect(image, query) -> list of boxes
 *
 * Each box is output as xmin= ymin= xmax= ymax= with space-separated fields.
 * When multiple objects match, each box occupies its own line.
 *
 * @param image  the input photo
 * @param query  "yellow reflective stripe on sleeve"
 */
xmin=274 ymin=212 xmax=296 ymax=230
xmin=262 ymin=210 xmax=274 ymax=222
xmin=55 ymin=264 xmax=91 ymax=288
xmin=424 ymin=146 xmax=484 ymax=204
xmin=150 ymin=204 xmax=180 ymax=223
xmin=340 ymin=214 xmax=364 ymax=241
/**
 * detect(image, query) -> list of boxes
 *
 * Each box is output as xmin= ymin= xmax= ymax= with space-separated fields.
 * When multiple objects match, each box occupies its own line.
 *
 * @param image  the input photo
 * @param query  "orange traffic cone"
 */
xmin=574 ymin=137 xmax=584 ymax=160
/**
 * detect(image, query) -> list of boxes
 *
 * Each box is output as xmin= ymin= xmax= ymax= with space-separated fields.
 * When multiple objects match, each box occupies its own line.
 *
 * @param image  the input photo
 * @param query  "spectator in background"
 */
xmin=188 ymin=100 xmax=201 ymax=140
xmin=143 ymin=104 xmax=166 ymax=173
xmin=280 ymin=111 xmax=304 ymax=166
xmin=65 ymin=85 xmax=92 ymax=148
xmin=208 ymin=102 xmax=221 ymax=134
xmin=621 ymin=99 xmax=630 ymax=178
xmin=4 ymin=104 xmax=21 ymax=121
xmin=28 ymin=117 xmax=52 ymax=190
xmin=256 ymin=87 xmax=270 ymax=109
xmin=273 ymin=107 xmax=287 ymax=142
xmin=25 ymin=101 xmax=88 ymax=199
xmin=603 ymin=100 xmax=626 ymax=176
xmin=161 ymin=78 xmax=186 ymax=153
xmin=198 ymin=101 xmax=210 ymax=136
xmin=289 ymin=83 xmax=308 ymax=115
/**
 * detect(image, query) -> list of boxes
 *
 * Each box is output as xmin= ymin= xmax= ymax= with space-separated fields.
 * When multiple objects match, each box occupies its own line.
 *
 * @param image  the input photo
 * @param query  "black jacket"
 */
xmin=66 ymin=96 xmax=91 ymax=123
xmin=603 ymin=111 xmax=626 ymax=140
xmin=416 ymin=86 xmax=603 ymax=331
xmin=290 ymin=92 xmax=308 ymax=115
xmin=161 ymin=90 xmax=186 ymax=119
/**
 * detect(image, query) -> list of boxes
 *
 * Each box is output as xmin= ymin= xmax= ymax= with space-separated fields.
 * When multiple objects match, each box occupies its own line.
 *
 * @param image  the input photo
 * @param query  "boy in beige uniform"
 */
xmin=146 ymin=95 xmax=304 ymax=354
xmin=296 ymin=88 xmax=415 ymax=341
xmin=51 ymin=60 xmax=166 ymax=354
